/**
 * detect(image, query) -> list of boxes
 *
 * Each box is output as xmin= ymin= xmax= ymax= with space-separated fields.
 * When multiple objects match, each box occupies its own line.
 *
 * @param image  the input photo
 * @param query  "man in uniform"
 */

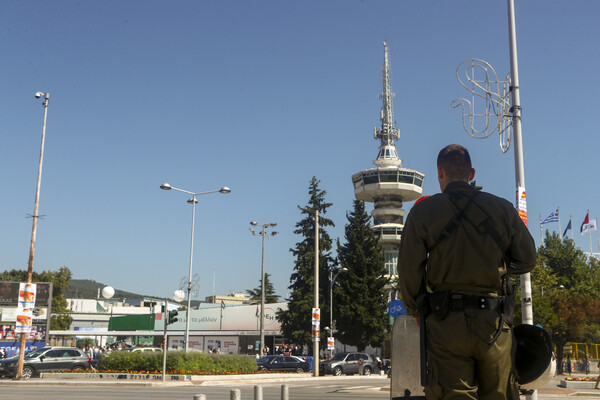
xmin=398 ymin=144 xmax=536 ymax=399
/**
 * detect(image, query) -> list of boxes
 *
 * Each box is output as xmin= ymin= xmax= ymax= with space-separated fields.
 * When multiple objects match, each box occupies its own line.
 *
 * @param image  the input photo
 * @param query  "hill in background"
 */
xmin=66 ymin=279 xmax=146 ymax=299
xmin=66 ymin=279 xmax=201 ymax=307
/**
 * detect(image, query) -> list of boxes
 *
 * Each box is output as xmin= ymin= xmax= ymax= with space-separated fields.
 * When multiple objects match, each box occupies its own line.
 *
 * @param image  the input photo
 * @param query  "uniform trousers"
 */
xmin=424 ymin=309 xmax=519 ymax=400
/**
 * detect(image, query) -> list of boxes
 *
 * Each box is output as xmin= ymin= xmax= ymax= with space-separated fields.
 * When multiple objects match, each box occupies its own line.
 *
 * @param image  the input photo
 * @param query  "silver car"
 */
xmin=0 ymin=346 xmax=91 ymax=379
xmin=319 ymin=352 xmax=376 ymax=376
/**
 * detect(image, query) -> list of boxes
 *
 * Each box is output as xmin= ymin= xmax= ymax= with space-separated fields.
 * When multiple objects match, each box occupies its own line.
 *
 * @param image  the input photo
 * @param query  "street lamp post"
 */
xmin=160 ymin=183 xmax=230 ymax=352
xmin=249 ymin=221 xmax=278 ymax=356
xmin=16 ymin=91 xmax=50 ymax=379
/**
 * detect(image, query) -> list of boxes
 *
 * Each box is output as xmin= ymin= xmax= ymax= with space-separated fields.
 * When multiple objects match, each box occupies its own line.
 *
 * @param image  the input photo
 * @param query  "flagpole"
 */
xmin=571 ymin=216 xmax=573 ymax=240
xmin=596 ymin=221 xmax=599 ymax=258
xmin=588 ymin=210 xmax=593 ymax=255
xmin=539 ymin=213 xmax=544 ymax=245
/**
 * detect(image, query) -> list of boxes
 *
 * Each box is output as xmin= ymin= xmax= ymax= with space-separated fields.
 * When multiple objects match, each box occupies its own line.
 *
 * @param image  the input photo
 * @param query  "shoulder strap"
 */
xmin=429 ymin=191 xmax=508 ymax=254
xmin=428 ymin=191 xmax=479 ymax=252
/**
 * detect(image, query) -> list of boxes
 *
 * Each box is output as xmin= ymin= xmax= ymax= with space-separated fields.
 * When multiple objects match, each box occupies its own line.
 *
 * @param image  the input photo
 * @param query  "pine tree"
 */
xmin=334 ymin=200 xmax=388 ymax=351
xmin=278 ymin=176 xmax=336 ymax=349
xmin=246 ymin=273 xmax=280 ymax=303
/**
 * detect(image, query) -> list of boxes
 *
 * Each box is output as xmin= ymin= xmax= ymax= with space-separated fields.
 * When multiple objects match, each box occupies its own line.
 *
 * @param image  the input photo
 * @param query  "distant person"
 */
xmin=398 ymin=144 xmax=536 ymax=399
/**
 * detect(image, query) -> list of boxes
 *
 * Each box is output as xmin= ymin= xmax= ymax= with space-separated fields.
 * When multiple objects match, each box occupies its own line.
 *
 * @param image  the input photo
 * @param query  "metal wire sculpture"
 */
xmin=451 ymin=59 xmax=513 ymax=153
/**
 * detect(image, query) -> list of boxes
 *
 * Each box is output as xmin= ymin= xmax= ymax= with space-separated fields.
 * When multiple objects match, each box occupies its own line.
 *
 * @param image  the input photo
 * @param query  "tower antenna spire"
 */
xmin=374 ymin=41 xmax=401 ymax=167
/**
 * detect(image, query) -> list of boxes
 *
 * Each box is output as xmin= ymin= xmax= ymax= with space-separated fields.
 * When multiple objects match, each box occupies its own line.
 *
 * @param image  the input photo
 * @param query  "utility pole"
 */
xmin=16 ymin=92 xmax=49 ymax=379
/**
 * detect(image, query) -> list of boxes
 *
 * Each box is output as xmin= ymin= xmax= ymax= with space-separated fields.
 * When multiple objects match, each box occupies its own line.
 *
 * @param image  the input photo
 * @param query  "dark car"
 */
xmin=319 ymin=352 xmax=376 ymax=376
xmin=0 ymin=346 xmax=91 ymax=379
xmin=257 ymin=355 xmax=310 ymax=373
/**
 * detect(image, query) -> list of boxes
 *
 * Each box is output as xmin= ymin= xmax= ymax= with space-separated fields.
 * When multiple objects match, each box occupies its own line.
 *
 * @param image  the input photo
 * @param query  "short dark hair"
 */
xmin=437 ymin=144 xmax=472 ymax=181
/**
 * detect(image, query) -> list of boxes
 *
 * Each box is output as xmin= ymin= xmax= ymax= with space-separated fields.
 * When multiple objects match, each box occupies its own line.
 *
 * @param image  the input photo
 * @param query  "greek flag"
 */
xmin=540 ymin=209 xmax=559 ymax=225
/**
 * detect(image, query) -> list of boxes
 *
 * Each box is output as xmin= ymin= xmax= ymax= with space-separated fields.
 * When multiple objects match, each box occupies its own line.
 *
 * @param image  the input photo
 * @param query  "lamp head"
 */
xmin=249 ymin=228 xmax=256 ymax=234
xmin=160 ymin=183 xmax=172 ymax=190
xmin=268 ymin=222 xmax=277 ymax=227
xmin=250 ymin=221 xmax=258 ymax=226
xmin=341 ymin=267 xmax=349 ymax=272
xmin=271 ymin=231 xmax=279 ymax=236
xmin=187 ymin=197 xmax=198 ymax=204
xmin=35 ymin=91 xmax=43 ymax=99
xmin=219 ymin=186 xmax=231 ymax=194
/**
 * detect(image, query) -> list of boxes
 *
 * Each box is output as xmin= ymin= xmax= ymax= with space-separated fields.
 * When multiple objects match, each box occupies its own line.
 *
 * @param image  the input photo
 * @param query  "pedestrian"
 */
xmin=398 ymin=144 xmax=537 ymax=399
xmin=595 ymin=359 xmax=600 ymax=389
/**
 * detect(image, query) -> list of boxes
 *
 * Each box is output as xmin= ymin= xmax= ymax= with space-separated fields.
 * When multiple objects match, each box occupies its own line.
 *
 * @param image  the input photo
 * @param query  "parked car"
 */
xmin=257 ymin=355 xmax=310 ymax=373
xmin=319 ymin=352 xmax=376 ymax=376
xmin=130 ymin=347 xmax=162 ymax=352
xmin=0 ymin=347 xmax=92 ymax=379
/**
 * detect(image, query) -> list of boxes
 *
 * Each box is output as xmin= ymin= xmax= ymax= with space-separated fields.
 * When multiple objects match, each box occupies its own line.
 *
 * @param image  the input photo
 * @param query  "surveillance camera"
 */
xmin=35 ymin=92 xmax=43 ymax=98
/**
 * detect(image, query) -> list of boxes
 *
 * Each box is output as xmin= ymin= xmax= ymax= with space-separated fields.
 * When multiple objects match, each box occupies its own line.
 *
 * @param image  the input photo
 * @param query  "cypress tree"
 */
xmin=334 ymin=199 xmax=388 ymax=351
xmin=278 ymin=176 xmax=336 ymax=349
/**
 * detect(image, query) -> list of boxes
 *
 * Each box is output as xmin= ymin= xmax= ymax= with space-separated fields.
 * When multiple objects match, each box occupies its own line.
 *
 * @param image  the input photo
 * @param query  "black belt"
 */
xmin=450 ymin=294 xmax=501 ymax=312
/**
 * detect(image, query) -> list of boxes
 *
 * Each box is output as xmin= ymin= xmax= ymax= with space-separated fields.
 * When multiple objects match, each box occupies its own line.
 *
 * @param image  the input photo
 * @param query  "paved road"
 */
xmin=0 ymin=376 xmax=390 ymax=400
xmin=2 ymin=374 xmax=600 ymax=399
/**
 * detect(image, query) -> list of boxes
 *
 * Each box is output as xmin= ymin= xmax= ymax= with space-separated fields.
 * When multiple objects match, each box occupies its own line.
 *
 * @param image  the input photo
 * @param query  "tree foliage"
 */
xmin=0 ymin=266 xmax=73 ymax=330
xmin=522 ymin=230 xmax=600 ymax=373
xmin=246 ymin=273 xmax=280 ymax=303
xmin=335 ymin=200 xmax=388 ymax=351
xmin=277 ymin=177 xmax=336 ymax=349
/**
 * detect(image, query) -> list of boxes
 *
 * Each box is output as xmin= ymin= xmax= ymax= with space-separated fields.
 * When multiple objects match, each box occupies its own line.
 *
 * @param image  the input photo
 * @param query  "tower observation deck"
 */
xmin=351 ymin=41 xmax=425 ymax=279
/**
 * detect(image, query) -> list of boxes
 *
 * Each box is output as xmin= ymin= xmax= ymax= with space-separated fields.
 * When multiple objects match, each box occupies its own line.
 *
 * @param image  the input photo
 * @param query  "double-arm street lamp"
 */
xmin=249 ymin=221 xmax=278 ymax=356
xmin=160 ymin=183 xmax=230 ymax=352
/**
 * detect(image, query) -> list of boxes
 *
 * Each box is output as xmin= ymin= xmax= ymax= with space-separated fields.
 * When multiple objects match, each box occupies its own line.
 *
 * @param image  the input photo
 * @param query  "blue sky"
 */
xmin=2 ymin=1 xmax=599 ymax=301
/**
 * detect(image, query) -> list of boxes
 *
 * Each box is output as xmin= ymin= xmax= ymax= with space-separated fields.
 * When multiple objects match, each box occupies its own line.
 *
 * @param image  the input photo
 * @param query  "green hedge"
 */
xmin=97 ymin=351 xmax=258 ymax=374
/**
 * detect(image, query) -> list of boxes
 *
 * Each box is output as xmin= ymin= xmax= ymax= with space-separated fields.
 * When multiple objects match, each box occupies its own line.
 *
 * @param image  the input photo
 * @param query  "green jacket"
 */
xmin=398 ymin=181 xmax=536 ymax=316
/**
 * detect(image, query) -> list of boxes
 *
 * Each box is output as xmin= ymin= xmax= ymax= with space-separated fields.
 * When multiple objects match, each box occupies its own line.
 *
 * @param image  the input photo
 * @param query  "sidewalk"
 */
xmin=535 ymin=374 xmax=600 ymax=398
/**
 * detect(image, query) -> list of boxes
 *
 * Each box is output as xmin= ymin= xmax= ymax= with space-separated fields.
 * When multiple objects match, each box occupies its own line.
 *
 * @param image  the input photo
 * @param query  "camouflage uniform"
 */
xmin=398 ymin=181 xmax=536 ymax=400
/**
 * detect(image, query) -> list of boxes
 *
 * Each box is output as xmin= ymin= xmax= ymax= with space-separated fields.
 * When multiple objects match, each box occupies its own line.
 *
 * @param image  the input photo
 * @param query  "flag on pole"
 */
xmin=221 ymin=300 xmax=226 ymax=309
xmin=540 ymin=208 xmax=559 ymax=225
xmin=581 ymin=212 xmax=591 ymax=235
xmin=563 ymin=219 xmax=572 ymax=238
xmin=590 ymin=218 xmax=598 ymax=232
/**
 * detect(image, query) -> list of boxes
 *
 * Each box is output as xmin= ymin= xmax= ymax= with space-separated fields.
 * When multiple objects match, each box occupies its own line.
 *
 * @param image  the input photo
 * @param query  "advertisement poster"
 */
xmin=517 ymin=186 xmax=528 ymax=226
xmin=311 ymin=308 xmax=320 ymax=342
xmin=15 ymin=283 xmax=36 ymax=333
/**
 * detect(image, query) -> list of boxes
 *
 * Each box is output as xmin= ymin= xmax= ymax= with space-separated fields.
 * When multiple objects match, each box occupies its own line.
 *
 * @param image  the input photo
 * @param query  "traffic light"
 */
xmin=167 ymin=310 xmax=179 ymax=325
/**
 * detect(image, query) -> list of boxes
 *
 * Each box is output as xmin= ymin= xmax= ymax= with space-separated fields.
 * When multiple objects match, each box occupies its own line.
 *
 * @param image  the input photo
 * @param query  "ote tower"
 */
xmin=351 ymin=42 xmax=425 ymax=281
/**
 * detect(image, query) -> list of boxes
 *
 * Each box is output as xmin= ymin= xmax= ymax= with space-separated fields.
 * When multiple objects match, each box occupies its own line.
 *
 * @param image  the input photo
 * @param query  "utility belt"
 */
xmin=417 ymin=290 xmax=513 ymax=344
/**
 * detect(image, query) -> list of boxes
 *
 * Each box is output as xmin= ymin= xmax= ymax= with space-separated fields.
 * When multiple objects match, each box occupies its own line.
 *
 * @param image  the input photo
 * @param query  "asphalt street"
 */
xmin=1 ymin=374 xmax=600 ymax=400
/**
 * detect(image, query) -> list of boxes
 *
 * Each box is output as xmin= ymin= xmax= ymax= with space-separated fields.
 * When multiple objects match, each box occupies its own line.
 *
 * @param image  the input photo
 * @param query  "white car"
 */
xmin=130 ymin=347 xmax=162 ymax=352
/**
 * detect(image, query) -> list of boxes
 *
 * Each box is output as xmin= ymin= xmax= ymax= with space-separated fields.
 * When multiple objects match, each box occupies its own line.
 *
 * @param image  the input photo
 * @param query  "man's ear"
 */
xmin=437 ymin=166 xmax=444 ymax=180
xmin=469 ymin=168 xmax=475 ymax=181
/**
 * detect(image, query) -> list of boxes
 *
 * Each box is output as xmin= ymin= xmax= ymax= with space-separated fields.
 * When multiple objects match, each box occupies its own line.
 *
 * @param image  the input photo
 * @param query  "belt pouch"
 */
xmin=428 ymin=291 xmax=451 ymax=320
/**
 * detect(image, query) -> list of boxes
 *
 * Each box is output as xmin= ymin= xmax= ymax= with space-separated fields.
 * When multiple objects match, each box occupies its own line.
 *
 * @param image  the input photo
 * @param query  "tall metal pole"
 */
xmin=184 ymin=196 xmax=197 ymax=353
xmin=313 ymin=210 xmax=319 ymax=377
xmin=17 ymin=92 xmax=49 ymax=379
xmin=329 ymin=270 xmax=333 ymax=341
xmin=259 ymin=225 xmax=266 ymax=356
xmin=162 ymin=299 xmax=168 ymax=382
xmin=507 ymin=1 xmax=535 ymax=398
xmin=159 ymin=184 xmax=231 ymax=353
xmin=507 ymin=0 xmax=533 ymax=326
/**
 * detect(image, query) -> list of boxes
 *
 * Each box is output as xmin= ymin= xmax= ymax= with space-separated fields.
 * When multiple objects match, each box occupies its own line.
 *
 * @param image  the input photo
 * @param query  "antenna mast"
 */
xmin=374 ymin=41 xmax=402 ymax=167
